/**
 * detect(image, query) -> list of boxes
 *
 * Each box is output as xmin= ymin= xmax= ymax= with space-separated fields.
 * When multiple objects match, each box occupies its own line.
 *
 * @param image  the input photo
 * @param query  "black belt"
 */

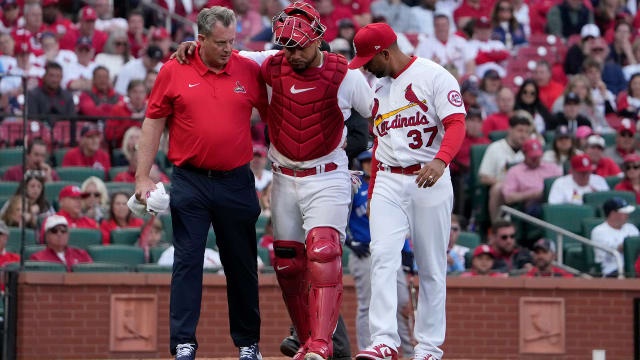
xmin=179 ymin=163 xmax=249 ymax=178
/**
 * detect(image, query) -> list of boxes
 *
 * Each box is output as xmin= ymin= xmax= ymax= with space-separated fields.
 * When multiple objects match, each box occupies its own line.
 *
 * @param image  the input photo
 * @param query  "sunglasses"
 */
xmin=500 ymin=234 xmax=515 ymax=240
xmin=90 ymin=192 xmax=101 ymax=198
xmin=49 ymin=227 xmax=68 ymax=234
xmin=627 ymin=164 xmax=640 ymax=170
xmin=620 ymin=132 xmax=634 ymax=138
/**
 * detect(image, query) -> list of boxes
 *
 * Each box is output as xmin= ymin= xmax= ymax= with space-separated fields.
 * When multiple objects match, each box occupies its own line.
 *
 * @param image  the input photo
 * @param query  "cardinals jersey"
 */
xmin=372 ymin=57 xmax=466 ymax=167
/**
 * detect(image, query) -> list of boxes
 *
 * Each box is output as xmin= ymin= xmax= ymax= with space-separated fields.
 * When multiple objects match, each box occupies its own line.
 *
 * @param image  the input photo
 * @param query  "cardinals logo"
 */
xmin=404 ymin=84 xmax=429 ymax=112
xmin=234 ymin=81 xmax=246 ymax=93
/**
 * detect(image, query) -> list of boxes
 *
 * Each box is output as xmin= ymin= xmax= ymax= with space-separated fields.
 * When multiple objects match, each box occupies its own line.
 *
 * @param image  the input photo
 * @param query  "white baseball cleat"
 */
xmin=355 ymin=344 xmax=398 ymax=360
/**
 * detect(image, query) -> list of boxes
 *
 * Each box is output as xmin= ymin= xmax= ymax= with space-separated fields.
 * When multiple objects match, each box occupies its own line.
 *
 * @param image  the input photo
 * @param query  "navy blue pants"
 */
xmin=169 ymin=164 xmax=261 ymax=354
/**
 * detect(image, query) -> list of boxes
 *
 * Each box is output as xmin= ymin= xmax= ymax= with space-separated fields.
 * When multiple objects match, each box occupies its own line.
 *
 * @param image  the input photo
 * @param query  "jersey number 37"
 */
xmin=408 ymin=126 xmax=438 ymax=149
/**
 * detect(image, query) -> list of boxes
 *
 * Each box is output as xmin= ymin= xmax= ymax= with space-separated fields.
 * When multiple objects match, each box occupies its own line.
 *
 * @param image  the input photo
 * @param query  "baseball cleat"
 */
xmin=239 ymin=343 xmax=263 ymax=360
xmin=355 ymin=344 xmax=398 ymax=360
xmin=293 ymin=346 xmax=307 ymax=360
xmin=304 ymin=340 xmax=331 ymax=360
xmin=175 ymin=343 xmax=196 ymax=360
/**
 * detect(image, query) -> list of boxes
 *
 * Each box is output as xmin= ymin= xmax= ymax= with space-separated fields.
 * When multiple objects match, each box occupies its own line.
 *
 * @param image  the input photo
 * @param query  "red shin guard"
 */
xmin=273 ymin=240 xmax=311 ymax=344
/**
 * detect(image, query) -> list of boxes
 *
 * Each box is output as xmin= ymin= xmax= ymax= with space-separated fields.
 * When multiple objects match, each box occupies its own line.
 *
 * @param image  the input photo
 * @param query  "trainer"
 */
xmin=135 ymin=6 xmax=267 ymax=360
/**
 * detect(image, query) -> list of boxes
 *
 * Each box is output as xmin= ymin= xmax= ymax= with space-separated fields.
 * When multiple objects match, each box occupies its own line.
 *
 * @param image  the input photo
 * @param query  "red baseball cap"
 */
xmin=476 ymin=17 xmax=492 ymax=29
xmin=253 ymin=144 xmax=267 ymax=157
xmin=472 ymin=244 xmax=494 ymax=258
xmin=151 ymin=27 xmax=170 ymax=40
xmin=80 ymin=6 xmax=97 ymax=21
xmin=522 ymin=138 xmax=543 ymax=158
xmin=623 ymin=153 xmax=640 ymax=164
xmin=571 ymin=154 xmax=592 ymax=172
xmin=348 ymin=23 xmax=397 ymax=70
xmin=618 ymin=118 xmax=636 ymax=135
xmin=42 ymin=0 xmax=58 ymax=6
xmin=59 ymin=185 xmax=89 ymax=200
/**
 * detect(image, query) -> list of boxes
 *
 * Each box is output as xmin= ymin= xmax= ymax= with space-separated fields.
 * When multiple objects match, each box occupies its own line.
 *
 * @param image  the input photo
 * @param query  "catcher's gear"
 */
xmin=272 ymin=1 xmax=326 ymax=48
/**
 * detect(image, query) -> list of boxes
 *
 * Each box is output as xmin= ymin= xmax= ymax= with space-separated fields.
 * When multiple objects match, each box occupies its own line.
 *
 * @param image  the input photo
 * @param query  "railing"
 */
xmin=501 ymin=205 xmax=624 ymax=279
xmin=140 ymin=0 xmax=198 ymax=37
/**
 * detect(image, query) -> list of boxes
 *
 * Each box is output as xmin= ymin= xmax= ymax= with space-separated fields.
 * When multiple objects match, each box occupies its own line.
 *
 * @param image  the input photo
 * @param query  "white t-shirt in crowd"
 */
xmin=591 ymin=221 xmax=638 ymax=276
xmin=254 ymin=170 xmax=272 ymax=192
xmin=547 ymin=174 xmax=609 ymax=205
xmin=157 ymin=245 xmax=222 ymax=269
xmin=414 ymin=34 xmax=473 ymax=77
xmin=114 ymin=58 xmax=163 ymax=95
xmin=478 ymin=138 xmax=524 ymax=181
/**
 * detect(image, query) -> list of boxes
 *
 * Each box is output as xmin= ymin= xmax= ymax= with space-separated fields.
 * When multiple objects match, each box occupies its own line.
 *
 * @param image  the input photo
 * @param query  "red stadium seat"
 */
xmin=0 ymin=120 xmax=52 ymax=148
xmin=52 ymin=120 xmax=93 ymax=147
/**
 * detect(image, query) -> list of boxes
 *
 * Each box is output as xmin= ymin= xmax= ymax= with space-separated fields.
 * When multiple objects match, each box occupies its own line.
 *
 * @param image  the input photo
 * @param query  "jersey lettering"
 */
xmin=407 ymin=126 xmax=439 ymax=149
xmin=375 ymin=111 xmax=429 ymax=137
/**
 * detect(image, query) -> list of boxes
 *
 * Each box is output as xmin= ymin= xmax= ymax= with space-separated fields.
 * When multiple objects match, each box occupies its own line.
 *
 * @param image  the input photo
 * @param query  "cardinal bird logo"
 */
xmin=234 ymin=81 xmax=246 ymax=93
xmin=404 ymin=84 xmax=428 ymax=112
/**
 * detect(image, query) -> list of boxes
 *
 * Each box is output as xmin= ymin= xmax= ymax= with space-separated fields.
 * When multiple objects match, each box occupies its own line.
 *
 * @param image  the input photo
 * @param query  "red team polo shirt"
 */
xmin=146 ymin=46 xmax=267 ymax=171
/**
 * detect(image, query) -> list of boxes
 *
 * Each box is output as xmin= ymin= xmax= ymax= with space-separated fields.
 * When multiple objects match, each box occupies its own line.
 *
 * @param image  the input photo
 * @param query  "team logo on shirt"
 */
xmin=373 ymin=84 xmax=430 ymax=137
xmin=234 ymin=81 xmax=246 ymax=94
xmin=404 ymin=84 xmax=429 ymax=112
xmin=447 ymin=90 xmax=463 ymax=107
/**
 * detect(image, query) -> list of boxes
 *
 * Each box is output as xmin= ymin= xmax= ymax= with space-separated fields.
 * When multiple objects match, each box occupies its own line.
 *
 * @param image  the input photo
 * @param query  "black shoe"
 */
xmin=281 ymin=335 xmax=301 ymax=357
xmin=175 ymin=343 xmax=196 ymax=360
xmin=239 ymin=343 xmax=263 ymax=360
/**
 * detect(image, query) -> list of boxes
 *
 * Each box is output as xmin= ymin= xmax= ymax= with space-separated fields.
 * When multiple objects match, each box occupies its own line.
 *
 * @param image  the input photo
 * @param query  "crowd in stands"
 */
xmin=0 ymin=0 xmax=639 ymax=277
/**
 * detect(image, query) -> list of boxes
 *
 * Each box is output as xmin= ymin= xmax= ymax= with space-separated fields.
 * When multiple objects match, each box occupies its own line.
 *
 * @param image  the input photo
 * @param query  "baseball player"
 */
xmin=348 ymin=23 xmax=466 ymax=360
xmin=174 ymin=3 xmax=373 ymax=359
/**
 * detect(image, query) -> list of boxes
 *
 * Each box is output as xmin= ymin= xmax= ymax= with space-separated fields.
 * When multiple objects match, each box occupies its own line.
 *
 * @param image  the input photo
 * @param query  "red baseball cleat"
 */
xmin=355 ymin=344 xmax=398 ymax=360
xmin=303 ymin=340 xmax=331 ymax=360
xmin=293 ymin=346 xmax=306 ymax=360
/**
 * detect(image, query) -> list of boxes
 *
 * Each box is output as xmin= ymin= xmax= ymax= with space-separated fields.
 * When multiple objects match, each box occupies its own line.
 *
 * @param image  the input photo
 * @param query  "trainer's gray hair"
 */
xmin=198 ymin=6 xmax=236 ymax=37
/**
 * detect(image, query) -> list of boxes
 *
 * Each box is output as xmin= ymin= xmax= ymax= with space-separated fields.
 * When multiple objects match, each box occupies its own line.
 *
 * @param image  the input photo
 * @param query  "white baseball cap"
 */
xmin=44 ymin=215 xmax=68 ymax=232
xmin=587 ymin=134 xmax=606 ymax=148
xmin=580 ymin=24 xmax=600 ymax=39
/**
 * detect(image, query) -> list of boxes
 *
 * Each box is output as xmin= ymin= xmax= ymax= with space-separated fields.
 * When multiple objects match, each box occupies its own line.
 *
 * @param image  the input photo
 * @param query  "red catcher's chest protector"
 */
xmin=262 ymin=51 xmax=347 ymax=161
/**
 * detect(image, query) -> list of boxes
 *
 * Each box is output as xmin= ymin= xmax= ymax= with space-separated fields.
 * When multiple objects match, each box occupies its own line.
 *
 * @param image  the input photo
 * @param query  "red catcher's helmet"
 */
xmin=272 ymin=1 xmax=326 ymax=48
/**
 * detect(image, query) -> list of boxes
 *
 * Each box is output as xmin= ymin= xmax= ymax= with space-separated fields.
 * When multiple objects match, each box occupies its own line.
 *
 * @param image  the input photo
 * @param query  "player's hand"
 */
xmin=414 ymin=158 xmax=446 ymax=188
xmin=171 ymin=41 xmax=198 ymax=64
xmin=135 ymin=175 xmax=157 ymax=205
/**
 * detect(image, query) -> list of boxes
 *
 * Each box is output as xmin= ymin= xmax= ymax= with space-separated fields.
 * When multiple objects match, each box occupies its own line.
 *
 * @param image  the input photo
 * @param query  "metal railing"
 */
xmin=501 ymin=205 xmax=625 ymax=279
xmin=141 ymin=0 xmax=198 ymax=37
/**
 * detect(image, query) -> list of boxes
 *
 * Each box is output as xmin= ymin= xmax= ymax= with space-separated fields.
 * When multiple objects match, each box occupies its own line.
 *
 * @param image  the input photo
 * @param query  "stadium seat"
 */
xmin=55 ymin=167 xmax=105 ymax=182
xmin=257 ymin=246 xmax=271 ymax=266
xmin=105 ymin=182 xmax=135 ymax=195
xmin=53 ymin=148 xmax=71 ymax=167
xmin=628 ymin=208 xmax=640 ymax=228
xmin=206 ymin=229 xmax=217 ymax=250
xmin=543 ymin=130 xmax=556 ymax=145
xmin=602 ymin=133 xmax=616 ymax=147
xmin=0 ymin=165 xmax=12 ymax=178
xmin=0 ymin=148 xmax=24 ymax=167
xmin=68 ymin=228 xmax=102 ymax=249
xmin=457 ymin=231 xmax=480 ymax=249
xmin=24 ymin=245 xmax=45 ymax=259
xmin=563 ymin=244 xmax=589 ymax=273
xmin=44 ymin=181 xmax=81 ymax=203
xmin=543 ymin=176 xmax=560 ymax=202
xmin=581 ymin=217 xmax=606 ymax=275
xmin=72 ymin=262 xmax=129 ymax=272
xmin=136 ymin=263 xmax=172 ymax=273
xmin=150 ymin=246 xmax=169 ymax=263
xmin=470 ymin=144 xmax=490 ymax=231
xmin=605 ymin=176 xmax=623 ymax=189
xmin=542 ymin=204 xmax=595 ymax=248
xmin=581 ymin=217 xmax=605 ymax=238
xmin=623 ymin=236 xmax=640 ymax=277
xmin=0 ymin=182 xmax=18 ymax=197
xmin=110 ymin=228 xmax=141 ymax=245
xmin=23 ymin=260 xmax=66 ymax=272
xmin=87 ymin=245 xmax=145 ymax=266
xmin=488 ymin=130 xmax=508 ymax=142
xmin=583 ymin=191 xmax=637 ymax=216
xmin=7 ymin=228 xmax=37 ymax=252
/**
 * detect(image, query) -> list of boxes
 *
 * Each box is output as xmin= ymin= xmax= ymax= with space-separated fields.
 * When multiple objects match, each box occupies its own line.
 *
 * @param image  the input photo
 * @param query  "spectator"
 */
xmin=40 ymin=186 xmax=99 ymax=243
xmin=232 ymin=0 xmax=263 ymax=46
xmin=489 ymin=220 xmax=533 ymax=273
xmin=514 ymin=79 xmax=551 ymax=134
xmin=617 ymin=73 xmax=640 ymax=120
xmin=144 ymin=70 xmax=158 ymax=96
xmin=250 ymin=144 xmax=272 ymax=193
xmin=12 ymin=3 xmax=45 ymax=56
xmin=490 ymin=0 xmax=527 ymax=50
xmin=126 ymin=10 xmax=146 ymax=58
xmin=412 ymin=0 xmax=438 ymax=37
xmin=608 ymin=22 xmax=636 ymax=67
xmin=590 ymin=37 xmax=628 ymax=96
xmin=41 ymin=0 xmax=73 ymax=38
xmin=615 ymin=153 xmax=640 ymax=203
xmin=1 ymin=37 xmax=45 ymax=96
xmin=585 ymin=134 xmax=622 ymax=177
xmin=61 ymin=124 xmax=111 ymax=178
xmin=534 ymin=60 xmax=565 ymax=111
xmin=136 ymin=217 xmax=168 ymax=251
xmin=591 ymin=196 xmax=639 ymax=277
xmin=113 ymin=129 xmax=169 ymax=184
xmin=370 ymin=0 xmax=418 ymax=33
xmin=460 ymin=77 xmax=481 ymax=111
xmin=479 ymin=115 xmax=531 ymax=223
xmin=64 ymin=37 xmax=98 ymax=92
xmin=511 ymin=0 xmax=530 ymax=37
xmin=259 ymin=182 xmax=272 ymax=217
xmin=106 ymin=79 xmax=145 ymax=148
xmin=2 ymin=139 xmax=59 ymax=182
xmin=30 ymin=215 xmax=93 ymax=272
xmin=584 ymin=57 xmax=617 ymax=120
xmin=477 ymin=69 xmax=501 ymax=115
xmin=251 ymin=0 xmax=283 ymax=41
xmin=114 ymin=45 xmax=163 ymax=96
xmin=336 ymin=18 xmax=357 ymax=45
xmin=453 ymin=0 xmax=492 ymax=30
xmin=622 ymin=38 xmax=640 ymax=80
xmin=113 ymin=126 xmax=140 ymax=166
xmin=0 ymin=33 xmax=16 ymax=73
xmin=0 ymin=195 xmax=37 ymax=228
xmin=100 ymin=191 xmax=144 ymax=244
xmin=565 ymin=24 xmax=600 ymax=76
xmin=314 ymin=0 xmax=359 ymax=42
xmin=575 ymin=124 xmax=593 ymax=150
xmin=594 ymin=0 xmax=629 ymax=36
xmin=547 ymin=92 xmax=592 ymax=132
xmin=542 ymin=125 xmax=582 ymax=166
xmin=482 ymin=87 xmax=514 ymax=136
xmin=59 ymin=6 xmax=108 ymax=54
xmin=0 ymin=0 xmax=20 ymax=34
xmin=604 ymin=119 xmax=636 ymax=165
xmin=95 ymin=29 xmax=130 ymax=81
xmin=334 ymin=0 xmax=372 ymax=27
xmin=447 ymin=214 xmax=465 ymax=273
xmin=524 ymin=238 xmax=574 ymax=278
xmin=80 ymin=176 xmax=108 ymax=223
xmin=78 ymin=66 xmax=122 ymax=116
xmin=553 ymin=74 xmax=613 ymax=133
xmin=460 ymin=245 xmax=508 ymax=277
xmin=34 ymin=32 xmax=77 ymax=71
xmin=158 ymin=243 xmax=225 ymax=269
xmin=548 ymin=154 xmax=609 ymax=204
xmin=502 ymin=138 xmax=563 ymax=217
xmin=415 ymin=14 xmax=474 ymax=77
xmin=0 ymin=173 xmax=55 ymax=221
xmin=0 ymin=221 xmax=19 ymax=266
xmin=26 ymin=61 xmax=76 ymax=117
xmin=468 ymin=17 xmax=508 ymax=79
xmin=546 ymin=0 xmax=595 ymax=39
xmin=93 ymin=0 xmax=128 ymax=33
xmin=329 ymin=38 xmax=353 ymax=60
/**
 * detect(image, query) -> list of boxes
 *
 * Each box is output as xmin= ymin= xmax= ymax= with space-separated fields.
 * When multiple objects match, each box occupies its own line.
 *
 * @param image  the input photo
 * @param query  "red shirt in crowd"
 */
xmin=538 ymin=81 xmax=565 ymax=111
xmin=333 ymin=0 xmax=371 ymax=17
xmin=593 ymin=157 xmax=622 ymax=177
xmin=453 ymin=0 xmax=494 ymax=27
xmin=30 ymin=246 xmax=92 ymax=272
xmin=12 ymin=26 xmax=46 ymax=56
xmin=100 ymin=217 xmax=144 ymax=244
xmin=77 ymin=87 xmax=123 ymax=117
xmin=615 ymin=179 xmax=640 ymax=204
xmin=127 ymin=31 xmax=148 ymax=58
xmin=62 ymin=146 xmax=111 ymax=178
xmin=59 ymin=27 xmax=108 ymax=54
xmin=42 ymin=14 xmax=74 ymax=38
xmin=106 ymin=102 xmax=144 ymax=148
xmin=482 ymin=112 xmax=510 ymax=136
xmin=146 ymin=46 xmax=268 ymax=171
xmin=524 ymin=266 xmax=574 ymax=278
xmin=0 ymin=250 xmax=20 ymax=266
xmin=319 ymin=9 xmax=358 ymax=42
xmin=40 ymin=210 xmax=99 ymax=243
xmin=2 ymin=165 xmax=59 ymax=181
xmin=453 ymin=135 xmax=490 ymax=172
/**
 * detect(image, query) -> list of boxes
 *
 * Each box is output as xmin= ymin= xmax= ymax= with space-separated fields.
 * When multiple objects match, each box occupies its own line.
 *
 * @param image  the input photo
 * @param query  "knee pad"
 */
xmin=306 ymin=227 xmax=342 ymax=286
xmin=273 ymin=240 xmax=306 ymax=278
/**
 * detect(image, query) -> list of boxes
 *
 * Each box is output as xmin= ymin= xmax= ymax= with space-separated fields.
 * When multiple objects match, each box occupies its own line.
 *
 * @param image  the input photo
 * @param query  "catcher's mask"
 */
xmin=272 ymin=1 xmax=326 ymax=48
